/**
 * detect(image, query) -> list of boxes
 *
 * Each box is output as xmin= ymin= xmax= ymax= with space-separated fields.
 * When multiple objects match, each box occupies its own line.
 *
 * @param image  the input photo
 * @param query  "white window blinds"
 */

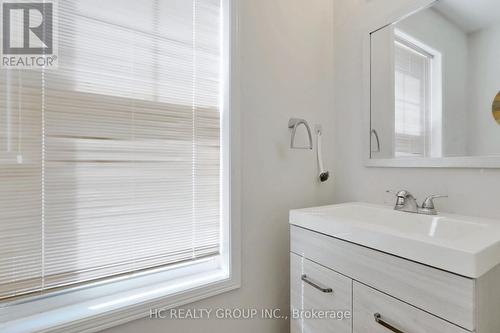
xmin=394 ymin=39 xmax=430 ymax=157
xmin=0 ymin=0 xmax=222 ymax=300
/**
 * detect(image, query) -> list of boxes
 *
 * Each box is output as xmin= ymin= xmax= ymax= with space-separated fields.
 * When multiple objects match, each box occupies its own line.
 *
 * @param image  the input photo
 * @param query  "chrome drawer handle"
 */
xmin=374 ymin=313 xmax=406 ymax=333
xmin=301 ymin=274 xmax=333 ymax=293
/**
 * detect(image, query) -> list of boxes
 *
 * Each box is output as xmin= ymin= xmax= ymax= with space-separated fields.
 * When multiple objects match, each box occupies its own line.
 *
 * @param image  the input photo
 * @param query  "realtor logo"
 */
xmin=1 ymin=0 xmax=58 ymax=68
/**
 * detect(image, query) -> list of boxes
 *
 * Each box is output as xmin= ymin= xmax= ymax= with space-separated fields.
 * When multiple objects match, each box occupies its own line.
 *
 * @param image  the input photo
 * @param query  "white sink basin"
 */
xmin=290 ymin=202 xmax=500 ymax=278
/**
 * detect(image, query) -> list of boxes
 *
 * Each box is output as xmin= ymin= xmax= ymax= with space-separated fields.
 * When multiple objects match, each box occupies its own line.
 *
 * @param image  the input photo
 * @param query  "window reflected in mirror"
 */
xmin=394 ymin=30 xmax=442 ymax=158
xmin=370 ymin=0 xmax=500 ymax=160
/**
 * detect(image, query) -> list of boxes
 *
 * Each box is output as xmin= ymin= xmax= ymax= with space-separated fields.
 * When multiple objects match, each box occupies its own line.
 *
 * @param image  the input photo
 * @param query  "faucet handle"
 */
xmin=421 ymin=195 xmax=448 ymax=209
xmin=394 ymin=190 xmax=417 ymax=207
xmin=420 ymin=195 xmax=448 ymax=215
xmin=387 ymin=190 xmax=416 ymax=208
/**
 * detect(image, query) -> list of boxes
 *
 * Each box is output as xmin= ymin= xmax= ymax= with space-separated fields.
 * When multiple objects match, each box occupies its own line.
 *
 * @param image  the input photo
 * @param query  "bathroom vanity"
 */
xmin=290 ymin=203 xmax=500 ymax=333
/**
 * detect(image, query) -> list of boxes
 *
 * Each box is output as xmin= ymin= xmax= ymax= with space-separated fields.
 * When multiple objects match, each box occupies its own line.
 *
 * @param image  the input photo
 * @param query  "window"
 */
xmin=0 ymin=0 xmax=237 ymax=328
xmin=394 ymin=31 xmax=442 ymax=158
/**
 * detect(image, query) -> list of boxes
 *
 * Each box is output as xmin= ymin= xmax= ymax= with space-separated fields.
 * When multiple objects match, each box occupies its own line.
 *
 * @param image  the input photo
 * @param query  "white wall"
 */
xmin=102 ymin=0 xmax=335 ymax=332
xmin=466 ymin=21 xmax=500 ymax=155
xmin=333 ymin=0 xmax=500 ymax=219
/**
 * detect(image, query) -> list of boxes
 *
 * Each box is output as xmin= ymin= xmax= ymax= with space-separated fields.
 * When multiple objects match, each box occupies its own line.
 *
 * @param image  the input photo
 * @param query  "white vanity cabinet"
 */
xmin=290 ymin=225 xmax=500 ymax=333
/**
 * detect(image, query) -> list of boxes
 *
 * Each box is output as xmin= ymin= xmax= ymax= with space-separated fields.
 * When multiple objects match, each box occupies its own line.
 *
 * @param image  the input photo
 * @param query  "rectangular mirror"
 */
xmin=368 ymin=0 xmax=500 ymax=167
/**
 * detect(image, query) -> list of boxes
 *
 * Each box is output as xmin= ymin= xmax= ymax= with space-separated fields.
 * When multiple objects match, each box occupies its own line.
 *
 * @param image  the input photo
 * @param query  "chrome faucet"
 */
xmin=392 ymin=190 xmax=447 ymax=215
xmin=394 ymin=190 xmax=419 ymax=213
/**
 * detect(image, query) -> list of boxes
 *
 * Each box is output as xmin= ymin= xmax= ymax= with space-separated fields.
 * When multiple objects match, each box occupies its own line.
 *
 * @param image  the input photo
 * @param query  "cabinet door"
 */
xmin=353 ymin=282 xmax=469 ymax=333
xmin=291 ymin=253 xmax=352 ymax=333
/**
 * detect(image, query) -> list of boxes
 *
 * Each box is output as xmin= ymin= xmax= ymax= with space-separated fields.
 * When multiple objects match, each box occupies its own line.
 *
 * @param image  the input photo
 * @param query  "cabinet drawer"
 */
xmin=353 ymin=282 xmax=469 ymax=333
xmin=291 ymin=226 xmax=475 ymax=330
xmin=291 ymin=253 xmax=352 ymax=333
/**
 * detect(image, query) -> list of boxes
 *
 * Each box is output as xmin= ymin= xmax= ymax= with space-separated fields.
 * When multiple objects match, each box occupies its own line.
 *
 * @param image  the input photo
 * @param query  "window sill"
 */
xmin=0 ymin=257 xmax=239 ymax=333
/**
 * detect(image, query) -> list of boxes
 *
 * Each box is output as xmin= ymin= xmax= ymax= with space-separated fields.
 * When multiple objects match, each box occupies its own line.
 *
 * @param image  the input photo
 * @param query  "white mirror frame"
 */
xmin=363 ymin=0 xmax=500 ymax=168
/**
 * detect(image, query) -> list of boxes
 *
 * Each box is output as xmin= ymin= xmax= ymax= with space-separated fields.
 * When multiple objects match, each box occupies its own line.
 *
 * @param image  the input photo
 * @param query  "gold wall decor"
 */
xmin=494 ymin=92 xmax=500 ymax=125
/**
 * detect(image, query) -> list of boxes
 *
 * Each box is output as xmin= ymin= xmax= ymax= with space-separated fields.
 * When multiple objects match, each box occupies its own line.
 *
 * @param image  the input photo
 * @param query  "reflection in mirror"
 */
xmin=370 ymin=0 xmax=500 ymax=160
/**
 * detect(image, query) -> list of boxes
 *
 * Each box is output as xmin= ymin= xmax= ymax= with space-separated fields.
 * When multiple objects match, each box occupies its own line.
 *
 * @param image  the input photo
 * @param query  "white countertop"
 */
xmin=290 ymin=202 xmax=500 ymax=278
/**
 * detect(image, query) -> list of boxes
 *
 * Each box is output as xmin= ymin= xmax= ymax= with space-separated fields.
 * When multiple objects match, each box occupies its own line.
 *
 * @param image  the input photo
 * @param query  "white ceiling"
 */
xmin=434 ymin=0 xmax=500 ymax=33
